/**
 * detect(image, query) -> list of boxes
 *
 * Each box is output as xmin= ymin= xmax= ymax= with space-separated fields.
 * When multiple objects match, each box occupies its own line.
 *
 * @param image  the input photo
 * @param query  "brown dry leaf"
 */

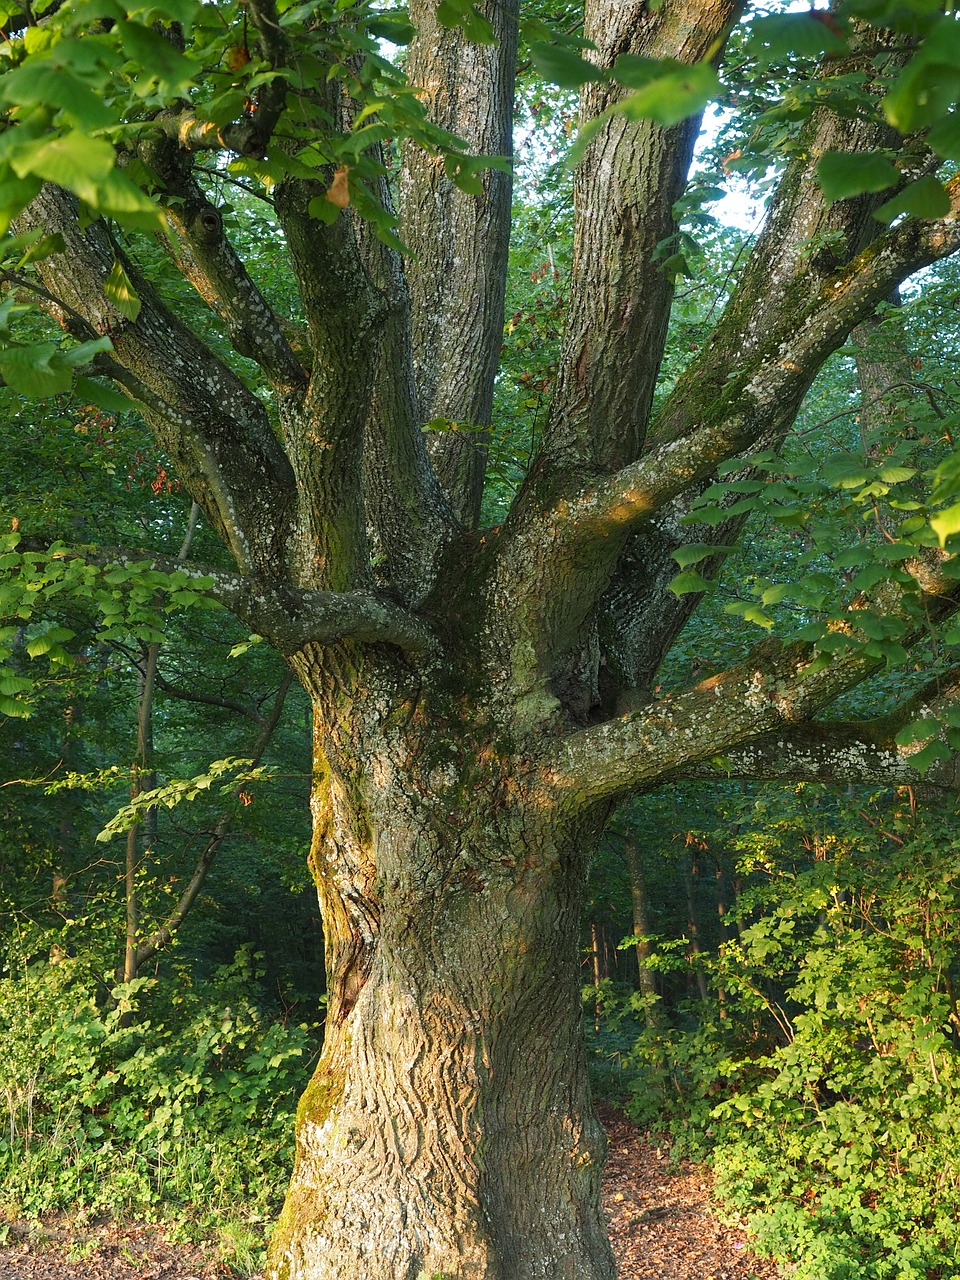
xmin=325 ymin=165 xmax=351 ymax=209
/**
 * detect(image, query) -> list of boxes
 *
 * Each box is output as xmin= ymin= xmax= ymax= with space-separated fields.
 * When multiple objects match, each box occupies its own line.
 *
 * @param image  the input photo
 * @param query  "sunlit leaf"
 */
xmin=668 ymin=569 xmax=714 ymax=597
xmin=11 ymin=132 xmax=115 ymax=206
xmin=618 ymin=61 xmax=720 ymax=128
xmin=875 ymin=175 xmax=953 ymax=223
xmin=103 ymin=259 xmax=141 ymax=323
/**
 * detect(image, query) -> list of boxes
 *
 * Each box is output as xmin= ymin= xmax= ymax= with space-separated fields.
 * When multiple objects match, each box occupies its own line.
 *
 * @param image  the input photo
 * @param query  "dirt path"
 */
xmin=599 ymin=1106 xmax=781 ymax=1280
xmin=0 ymin=1112 xmax=779 ymax=1279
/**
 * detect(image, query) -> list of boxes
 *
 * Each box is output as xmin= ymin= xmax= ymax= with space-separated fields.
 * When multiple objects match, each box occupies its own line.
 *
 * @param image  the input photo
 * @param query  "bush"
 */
xmin=614 ymin=805 xmax=960 ymax=1279
xmin=0 ymin=933 xmax=320 ymax=1249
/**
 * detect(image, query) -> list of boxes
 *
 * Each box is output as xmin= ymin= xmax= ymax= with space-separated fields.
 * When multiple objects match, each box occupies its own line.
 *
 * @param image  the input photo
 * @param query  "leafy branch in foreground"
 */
xmin=93 ymin=756 xmax=274 ymax=842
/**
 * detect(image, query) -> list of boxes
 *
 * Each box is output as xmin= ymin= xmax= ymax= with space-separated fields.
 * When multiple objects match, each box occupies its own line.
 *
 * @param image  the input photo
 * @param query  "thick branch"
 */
xmin=18 ymin=186 xmax=296 ymax=576
xmin=27 ymin=540 xmax=439 ymax=656
xmin=675 ymin=722 xmax=960 ymax=790
xmin=675 ymin=668 xmax=960 ymax=792
xmin=510 ymin=42 xmax=922 ymax=709
xmin=398 ymin=0 xmax=519 ymax=527
xmin=358 ymin=176 xmax=455 ymax=603
xmin=157 ymin=111 xmax=273 ymax=159
xmin=541 ymin=0 xmax=743 ymax=473
xmin=273 ymin=173 xmax=384 ymax=592
xmin=218 ymin=572 xmax=440 ymax=657
xmin=547 ymin=567 xmax=960 ymax=807
xmin=138 ymin=135 xmax=308 ymax=395
xmin=568 ymin=184 xmax=960 ymax=543
xmin=483 ymin=61 xmax=946 ymax=706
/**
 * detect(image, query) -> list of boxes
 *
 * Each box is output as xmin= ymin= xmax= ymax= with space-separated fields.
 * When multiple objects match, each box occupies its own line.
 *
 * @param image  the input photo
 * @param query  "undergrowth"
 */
xmin=588 ymin=807 xmax=960 ymax=1280
xmin=0 ymin=936 xmax=320 ymax=1273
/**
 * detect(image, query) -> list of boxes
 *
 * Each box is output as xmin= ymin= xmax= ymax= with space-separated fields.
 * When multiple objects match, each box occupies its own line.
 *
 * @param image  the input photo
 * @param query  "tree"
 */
xmin=5 ymin=1 xmax=960 ymax=1276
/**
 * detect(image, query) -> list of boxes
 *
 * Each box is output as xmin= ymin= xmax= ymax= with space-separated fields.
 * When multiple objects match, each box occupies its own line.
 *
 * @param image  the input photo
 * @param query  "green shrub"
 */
xmin=0 ymin=933 xmax=320 ymax=1251
xmin=615 ymin=807 xmax=960 ymax=1279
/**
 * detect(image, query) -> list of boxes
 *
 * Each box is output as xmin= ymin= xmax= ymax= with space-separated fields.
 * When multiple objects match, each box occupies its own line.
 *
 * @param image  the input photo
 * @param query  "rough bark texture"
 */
xmin=12 ymin=1 xmax=960 ymax=1276
xmin=269 ymin=648 xmax=613 ymax=1280
xmin=399 ymin=0 xmax=519 ymax=527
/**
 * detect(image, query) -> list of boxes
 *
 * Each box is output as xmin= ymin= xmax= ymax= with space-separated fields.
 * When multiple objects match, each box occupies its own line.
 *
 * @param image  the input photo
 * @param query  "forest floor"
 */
xmin=0 ymin=1108 xmax=781 ymax=1279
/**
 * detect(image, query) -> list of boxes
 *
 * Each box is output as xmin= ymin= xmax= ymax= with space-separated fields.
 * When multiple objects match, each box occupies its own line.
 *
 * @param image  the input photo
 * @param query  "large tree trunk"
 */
xmin=267 ymin=649 xmax=614 ymax=1280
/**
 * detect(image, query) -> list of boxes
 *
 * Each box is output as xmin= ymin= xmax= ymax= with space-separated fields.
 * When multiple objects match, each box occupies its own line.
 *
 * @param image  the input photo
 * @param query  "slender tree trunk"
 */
xmin=268 ymin=651 xmax=615 ymax=1280
xmin=623 ymin=829 xmax=662 ymax=1029
xmin=590 ymin=920 xmax=603 ymax=1032
xmin=50 ymin=703 xmax=79 ymax=962
xmin=122 ymin=782 xmax=140 ymax=989
xmin=120 ymin=504 xmax=197 ymax=990
xmin=684 ymin=854 xmax=709 ymax=1004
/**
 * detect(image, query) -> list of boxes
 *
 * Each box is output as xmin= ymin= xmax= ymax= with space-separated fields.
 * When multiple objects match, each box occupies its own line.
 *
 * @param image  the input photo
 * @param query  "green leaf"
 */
xmin=0 ymin=342 xmax=72 ymax=397
xmin=528 ymin=40 xmax=602 ymax=89
xmin=927 ymin=111 xmax=960 ymax=161
xmin=883 ymin=16 xmax=960 ymax=132
xmin=725 ymin=600 xmax=775 ymax=630
xmin=617 ymin=61 xmax=720 ymax=128
xmin=895 ymin=717 xmax=941 ymax=747
xmin=95 ymin=170 xmax=165 ymax=232
xmin=0 ymin=673 xmax=33 ymax=696
xmin=307 ymin=194 xmax=341 ymax=225
xmin=73 ymin=376 xmax=133 ymax=413
xmin=747 ymin=12 xmax=849 ymax=62
xmin=228 ymin=634 xmax=263 ymax=659
xmin=877 ymin=464 xmax=917 ymax=483
xmin=368 ymin=11 xmax=417 ymax=44
xmin=874 ymin=175 xmax=953 ymax=224
xmin=931 ymin=502 xmax=960 ymax=547
xmin=760 ymin=582 xmax=794 ymax=606
xmin=59 ymin=337 xmax=113 ymax=369
xmin=820 ymin=454 xmax=872 ymax=488
xmin=17 ymin=233 xmax=66 ymax=265
xmin=117 ymin=19 xmax=195 ymax=92
xmin=11 ymin=132 xmax=116 ymax=206
xmin=909 ymin=740 xmax=953 ymax=773
xmin=126 ymin=0 xmax=198 ymax=24
xmin=610 ymin=54 xmax=667 ymax=89
xmin=816 ymin=151 xmax=899 ymax=203
xmin=0 ymin=63 xmax=114 ymax=130
xmin=681 ymin=503 xmax=735 ymax=527
xmin=671 ymin=543 xmax=733 ymax=569
xmin=0 ymin=174 xmax=43 ymax=236
xmin=103 ymin=259 xmax=141 ymax=322
xmin=26 ymin=625 xmax=76 ymax=658
xmin=668 ymin=569 xmax=713 ymax=597
xmin=849 ymin=565 xmax=890 ymax=592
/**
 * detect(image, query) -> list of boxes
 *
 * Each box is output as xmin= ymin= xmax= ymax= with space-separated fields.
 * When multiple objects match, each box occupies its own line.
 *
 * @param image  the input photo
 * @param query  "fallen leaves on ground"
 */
xmin=600 ymin=1103 xmax=781 ymax=1280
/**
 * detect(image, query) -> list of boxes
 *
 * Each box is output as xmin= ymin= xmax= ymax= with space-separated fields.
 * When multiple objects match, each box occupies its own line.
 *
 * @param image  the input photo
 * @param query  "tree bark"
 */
xmin=268 ymin=648 xmax=614 ymax=1280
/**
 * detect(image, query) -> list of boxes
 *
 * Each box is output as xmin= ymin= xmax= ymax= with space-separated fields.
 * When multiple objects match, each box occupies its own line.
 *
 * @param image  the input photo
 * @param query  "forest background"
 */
xmin=4 ymin=1 xmax=960 ymax=1279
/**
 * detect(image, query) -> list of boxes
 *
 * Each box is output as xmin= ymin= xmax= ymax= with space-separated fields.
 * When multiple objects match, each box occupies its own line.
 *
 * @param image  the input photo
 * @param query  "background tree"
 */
xmin=6 ymin=1 xmax=960 ymax=1278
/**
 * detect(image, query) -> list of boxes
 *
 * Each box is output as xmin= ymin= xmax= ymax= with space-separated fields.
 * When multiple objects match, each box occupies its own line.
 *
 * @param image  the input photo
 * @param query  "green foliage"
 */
xmin=94 ymin=756 xmax=273 ymax=842
xmin=602 ymin=789 xmax=960 ymax=1280
xmin=0 ymin=932 xmax=320 ymax=1256
xmin=0 ymin=533 xmax=220 ymax=716
xmin=817 ymin=152 xmax=900 ymax=204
